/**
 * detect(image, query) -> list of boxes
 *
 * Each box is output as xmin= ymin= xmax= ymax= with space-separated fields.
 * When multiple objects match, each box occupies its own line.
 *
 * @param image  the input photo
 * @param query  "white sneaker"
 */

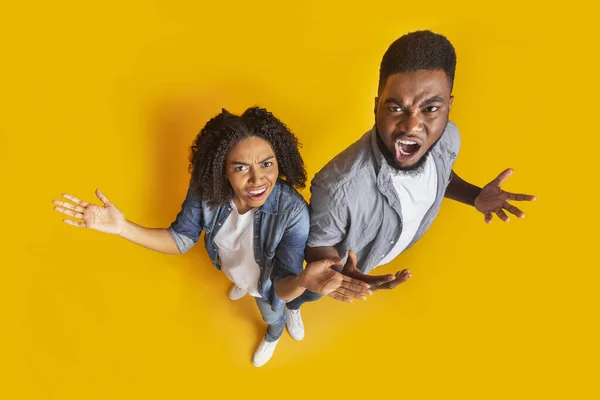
xmin=228 ymin=285 xmax=247 ymax=300
xmin=251 ymin=337 xmax=279 ymax=367
xmin=284 ymin=306 xmax=304 ymax=341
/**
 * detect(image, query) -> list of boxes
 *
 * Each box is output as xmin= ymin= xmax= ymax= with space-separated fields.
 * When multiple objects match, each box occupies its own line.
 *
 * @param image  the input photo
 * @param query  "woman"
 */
xmin=53 ymin=106 xmax=370 ymax=367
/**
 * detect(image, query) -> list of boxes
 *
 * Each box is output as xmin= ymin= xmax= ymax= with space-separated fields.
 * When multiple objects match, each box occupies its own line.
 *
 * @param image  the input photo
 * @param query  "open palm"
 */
xmin=53 ymin=189 xmax=125 ymax=235
xmin=302 ymin=257 xmax=372 ymax=302
xmin=474 ymin=168 xmax=536 ymax=223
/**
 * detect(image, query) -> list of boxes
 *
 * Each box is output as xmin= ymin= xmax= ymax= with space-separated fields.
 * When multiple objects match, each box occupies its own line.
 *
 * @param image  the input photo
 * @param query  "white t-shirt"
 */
xmin=213 ymin=202 xmax=262 ymax=297
xmin=376 ymin=154 xmax=438 ymax=267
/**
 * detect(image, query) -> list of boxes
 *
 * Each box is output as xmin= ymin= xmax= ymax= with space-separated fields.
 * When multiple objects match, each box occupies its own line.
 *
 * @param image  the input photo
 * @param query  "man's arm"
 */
xmin=306 ymin=184 xmax=397 ymax=290
xmin=445 ymin=168 xmax=536 ymax=223
xmin=273 ymin=205 xmax=370 ymax=302
xmin=305 ymin=246 xmax=341 ymax=266
xmin=444 ymin=170 xmax=481 ymax=206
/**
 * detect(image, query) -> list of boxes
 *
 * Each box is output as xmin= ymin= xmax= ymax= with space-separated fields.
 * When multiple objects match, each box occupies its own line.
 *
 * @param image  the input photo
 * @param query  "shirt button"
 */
xmin=218 ymin=223 xmax=221 ymax=226
xmin=389 ymin=241 xmax=394 ymax=244
xmin=254 ymin=235 xmax=258 ymax=238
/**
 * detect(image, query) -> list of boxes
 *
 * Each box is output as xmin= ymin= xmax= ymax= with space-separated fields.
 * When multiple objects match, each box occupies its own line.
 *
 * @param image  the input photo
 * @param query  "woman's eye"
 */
xmin=263 ymin=161 xmax=273 ymax=168
xmin=235 ymin=166 xmax=247 ymax=172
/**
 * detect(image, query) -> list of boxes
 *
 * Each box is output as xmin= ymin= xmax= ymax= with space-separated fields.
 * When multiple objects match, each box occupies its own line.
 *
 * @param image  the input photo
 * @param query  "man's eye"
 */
xmin=424 ymin=106 xmax=440 ymax=113
xmin=387 ymin=106 xmax=402 ymax=113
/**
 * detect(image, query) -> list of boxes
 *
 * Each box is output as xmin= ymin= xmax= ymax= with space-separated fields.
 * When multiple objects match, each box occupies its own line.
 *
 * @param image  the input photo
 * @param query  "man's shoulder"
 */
xmin=311 ymin=130 xmax=376 ymax=195
xmin=440 ymin=120 xmax=461 ymax=154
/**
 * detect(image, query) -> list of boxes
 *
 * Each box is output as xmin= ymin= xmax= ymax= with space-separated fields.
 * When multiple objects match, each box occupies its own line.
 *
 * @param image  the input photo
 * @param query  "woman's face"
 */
xmin=225 ymin=136 xmax=279 ymax=214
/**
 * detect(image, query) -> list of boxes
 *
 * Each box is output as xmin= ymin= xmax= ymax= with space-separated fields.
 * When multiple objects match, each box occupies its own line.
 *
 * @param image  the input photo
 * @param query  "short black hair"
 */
xmin=378 ymin=30 xmax=457 ymax=93
xmin=188 ymin=106 xmax=306 ymax=207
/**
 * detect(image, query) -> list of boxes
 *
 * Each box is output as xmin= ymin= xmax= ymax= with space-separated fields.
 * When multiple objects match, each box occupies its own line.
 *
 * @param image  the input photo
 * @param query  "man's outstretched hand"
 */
xmin=301 ymin=257 xmax=372 ymax=303
xmin=474 ymin=168 xmax=536 ymax=224
xmin=340 ymin=250 xmax=412 ymax=291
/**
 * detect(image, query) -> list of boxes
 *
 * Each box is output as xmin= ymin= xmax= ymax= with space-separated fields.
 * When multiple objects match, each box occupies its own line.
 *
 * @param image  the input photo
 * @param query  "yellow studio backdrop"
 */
xmin=1 ymin=1 xmax=598 ymax=399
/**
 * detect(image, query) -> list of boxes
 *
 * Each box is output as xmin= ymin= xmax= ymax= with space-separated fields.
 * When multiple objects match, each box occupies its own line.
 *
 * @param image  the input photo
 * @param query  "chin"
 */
xmin=391 ymin=151 xmax=430 ymax=175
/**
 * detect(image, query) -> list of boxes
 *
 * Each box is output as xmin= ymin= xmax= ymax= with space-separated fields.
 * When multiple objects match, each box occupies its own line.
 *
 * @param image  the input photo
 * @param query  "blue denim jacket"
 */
xmin=167 ymin=179 xmax=309 ymax=312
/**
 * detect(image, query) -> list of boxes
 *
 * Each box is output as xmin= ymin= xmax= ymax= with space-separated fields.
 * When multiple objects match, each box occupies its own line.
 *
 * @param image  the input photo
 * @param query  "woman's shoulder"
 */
xmin=274 ymin=179 xmax=308 ymax=212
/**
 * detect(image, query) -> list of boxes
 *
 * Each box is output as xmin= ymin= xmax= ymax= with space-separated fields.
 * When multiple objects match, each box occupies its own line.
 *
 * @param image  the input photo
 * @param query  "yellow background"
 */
xmin=2 ymin=1 xmax=598 ymax=399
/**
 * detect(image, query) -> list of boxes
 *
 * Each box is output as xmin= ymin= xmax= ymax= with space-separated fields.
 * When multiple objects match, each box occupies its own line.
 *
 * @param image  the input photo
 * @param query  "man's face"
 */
xmin=375 ymin=69 xmax=453 ymax=171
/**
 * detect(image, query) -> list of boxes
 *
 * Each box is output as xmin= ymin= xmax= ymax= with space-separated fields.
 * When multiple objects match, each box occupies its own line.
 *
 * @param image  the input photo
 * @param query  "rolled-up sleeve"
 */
xmin=167 ymin=185 xmax=203 ymax=254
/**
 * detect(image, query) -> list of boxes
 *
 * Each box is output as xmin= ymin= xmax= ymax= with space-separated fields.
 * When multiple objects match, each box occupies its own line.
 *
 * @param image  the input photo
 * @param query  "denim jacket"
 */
xmin=167 ymin=179 xmax=309 ymax=312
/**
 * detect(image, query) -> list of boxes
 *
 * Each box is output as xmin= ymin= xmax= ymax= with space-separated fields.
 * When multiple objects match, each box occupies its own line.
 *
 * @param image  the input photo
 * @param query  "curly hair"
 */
xmin=379 ymin=30 xmax=457 ymax=93
xmin=188 ymin=106 xmax=307 ymax=207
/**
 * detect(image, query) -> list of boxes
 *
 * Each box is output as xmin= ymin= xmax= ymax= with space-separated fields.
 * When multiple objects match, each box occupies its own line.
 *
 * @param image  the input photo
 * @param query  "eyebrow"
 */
xmin=230 ymin=155 xmax=275 ymax=166
xmin=384 ymin=96 xmax=444 ymax=108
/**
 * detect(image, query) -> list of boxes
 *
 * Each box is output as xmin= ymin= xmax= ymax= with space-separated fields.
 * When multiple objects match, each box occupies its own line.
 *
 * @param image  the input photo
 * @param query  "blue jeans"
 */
xmin=285 ymin=289 xmax=322 ymax=310
xmin=255 ymin=297 xmax=286 ymax=342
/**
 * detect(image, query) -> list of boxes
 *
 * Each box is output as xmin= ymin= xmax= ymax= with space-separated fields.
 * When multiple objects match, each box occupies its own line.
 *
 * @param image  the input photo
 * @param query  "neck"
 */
xmin=232 ymin=197 xmax=252 ymax=214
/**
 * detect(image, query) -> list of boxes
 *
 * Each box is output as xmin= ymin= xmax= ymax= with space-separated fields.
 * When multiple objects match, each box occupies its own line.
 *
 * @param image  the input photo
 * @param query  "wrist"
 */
xmin=471 ymin=190 xmax=481 ymax=207
xmin=297 ymin=269 xmax=309 ymax=290
xmin=116 ymin=219 xmax=131 ymax=238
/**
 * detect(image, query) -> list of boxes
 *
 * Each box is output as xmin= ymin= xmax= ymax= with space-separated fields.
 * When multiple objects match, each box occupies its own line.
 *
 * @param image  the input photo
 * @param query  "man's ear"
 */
xmin=374 ymin=97 xmax=379 ymax=116
xmin=449 ymin=95 xmax=454 ymax=111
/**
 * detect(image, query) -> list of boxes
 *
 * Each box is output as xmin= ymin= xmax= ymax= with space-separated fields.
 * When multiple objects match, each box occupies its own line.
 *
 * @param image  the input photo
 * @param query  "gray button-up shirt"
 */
xmin=306 ymin=121 xmax=460 ymax=273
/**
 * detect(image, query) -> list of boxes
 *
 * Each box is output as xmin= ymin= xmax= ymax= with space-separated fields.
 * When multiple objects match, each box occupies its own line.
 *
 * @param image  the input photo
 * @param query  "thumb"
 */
xmin=95 ymin=188 xmax=113 ymax=206
xmin=343 ymin=250 xmax=358 ymax=272
xmin=320 ymin=257 xmax=343 ymax=268
xmin=491 ymin=168 xmax=513 ymax=187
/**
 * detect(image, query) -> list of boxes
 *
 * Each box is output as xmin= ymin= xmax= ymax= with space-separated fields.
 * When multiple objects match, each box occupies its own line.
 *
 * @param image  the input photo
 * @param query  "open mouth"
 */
xmin=246 ymin=185 xmax=269 ymax=201
xmin=395 ymin=139 xmax=422 ymax=163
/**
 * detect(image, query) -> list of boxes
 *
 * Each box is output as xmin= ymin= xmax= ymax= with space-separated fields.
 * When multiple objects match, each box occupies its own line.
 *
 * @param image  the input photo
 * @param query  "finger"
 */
xmin=378 ymin=270 xmax=412 ymax=290
xmin=320 ymin=257 xmax=344 ymax=269
xmin=364 ymin=273 xmax=395 ymax=286
xmin=503 ymin=202 xmax=525 ymax=218
xmin=95 ymin=188 xmax=113 ymax=206
xmin=341 ymin=274 xmax=371 ymax=288
xmin=331 ymin=263 xmax=343 ymax=273
xmin=484 ymin=213 xmax=493 ymax=224
xmin=54 ymin=206 xmax=84 ymax=219
xmin=328 ymin=292 xmax=353 ymax=303
xmin=334 ymin=287 xmax=367 ymax=300
xmin=395 ymin=269 xmax=412 ymax=283
xmin=340 ymin=279 xmax=372 ymax=295
xmin=506 ymin=192 xmax=536 ymax=202
xmin=63 ymin=219 xmax=85 ymax=227
xmin=52 ymin=200 xmax=85 ymax=213
xmin=495 ymin=209 xmax=510 ymax=222
xmin=490 ymin=168 xmax=513 ymax=187
xmin=62 ymin=193 xmax=90 ymax=208
xmin=341 ymin=276 xmax=372 ymax=291
xmin=342 ymin=249 xmax=358 ymax=274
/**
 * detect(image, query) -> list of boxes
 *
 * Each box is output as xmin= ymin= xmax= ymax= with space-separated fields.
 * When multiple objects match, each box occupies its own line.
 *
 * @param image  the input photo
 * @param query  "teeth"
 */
xmin=398 ymin=140 xmax=417 ymax=145
xmin=249 ymin=188 xmax=266 ymax=195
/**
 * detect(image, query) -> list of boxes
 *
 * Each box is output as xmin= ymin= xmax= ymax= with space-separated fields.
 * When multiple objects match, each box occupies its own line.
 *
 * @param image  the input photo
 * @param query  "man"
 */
xmin=282 ymin=30 xmax=536 ymax=338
